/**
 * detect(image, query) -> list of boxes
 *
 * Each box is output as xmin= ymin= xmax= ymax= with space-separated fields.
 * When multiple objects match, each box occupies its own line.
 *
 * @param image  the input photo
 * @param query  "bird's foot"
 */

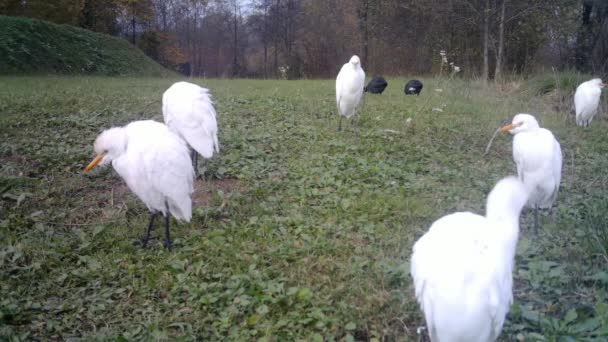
xmin=134 ymin=237 xmax=154 ymax=248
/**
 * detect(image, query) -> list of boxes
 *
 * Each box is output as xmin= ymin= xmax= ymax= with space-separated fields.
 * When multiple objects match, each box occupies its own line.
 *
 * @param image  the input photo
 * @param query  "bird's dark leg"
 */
xmin=534 ymin=206 xmax=539 ymax=231
xmin=201 ymin=157 xmax=207 ymax=182
xmin=141 ymin=212 xmax=157 ymax=248
xmin=163 ymin=201 xmax=172 ymax=251
xmin=191 ymin=148 xmax=199 ymax=178
xmin=338 ymin=116 xmax=343 ymax=131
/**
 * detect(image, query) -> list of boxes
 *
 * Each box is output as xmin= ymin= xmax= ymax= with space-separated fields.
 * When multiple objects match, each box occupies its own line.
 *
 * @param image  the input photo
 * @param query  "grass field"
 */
xmin=1 ymin=76 xmax=608 ymax=341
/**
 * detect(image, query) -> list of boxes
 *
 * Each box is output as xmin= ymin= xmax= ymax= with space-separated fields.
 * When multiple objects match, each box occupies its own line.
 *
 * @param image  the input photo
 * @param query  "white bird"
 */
xmin=162 ymin=81 xmax=220 ymax=177
xmin=411 ymin=176 xmax=529 ymax=342
xmin=574 ymin=78 xmax=606 ymax=127
xmin=500 ymin=114 xmax=562 ymax=228
xmin=336 ymin=55 xmax=365 ymax=131
xmin=84 ymin=120 xmax=194 ymax=250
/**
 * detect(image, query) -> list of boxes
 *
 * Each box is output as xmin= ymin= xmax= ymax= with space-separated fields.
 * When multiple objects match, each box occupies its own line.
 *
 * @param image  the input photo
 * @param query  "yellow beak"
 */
xmin=602 ymin=83 xmax=608 ymax=88
xmin=499 ymin=122 xmax=522 ymax=132
xmin=500 ymin=124 xmax=514 ymax=132
xmin=84 ymin=152 xmax=107 ymax=173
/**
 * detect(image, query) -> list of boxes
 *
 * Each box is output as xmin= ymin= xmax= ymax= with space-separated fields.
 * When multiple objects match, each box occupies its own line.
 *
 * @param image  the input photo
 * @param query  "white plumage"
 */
xmin=162 ymin=81 xmax=219 ymax=174
xmin=84 ymin=120 xmax=194 ymax=250
xmin=574 ymin=78 xmax=606 ymax=127
xmin=335 ymin=55 xmax=365 ymax=130
xmin=411 ymin=176 xmax=529 ymax=342
xmin=500 ymin=114 xmax=562 ymax=228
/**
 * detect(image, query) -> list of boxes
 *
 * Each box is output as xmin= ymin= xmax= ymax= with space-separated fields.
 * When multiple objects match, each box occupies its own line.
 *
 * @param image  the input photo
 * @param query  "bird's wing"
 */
xmin=411 ymin=213 xmax=490 ymax=303
xmin=575 ymin=84 xmax=601 ymax=118
xmin=412 ymin=213 xmax=500 ymax=339
xmin=130 ymin=121 xmax=194 ymax=221
xmin=353 ymin=67 xmax=366 ymax=104
xmin=336 ymin=65 xmax=346 ymax=110
xmin=163 ymin=83 xmax=220 ymax=157
xmin=488 ymin=269 xmax=512 ymax=340
xmin=147 ymin=139 xmax=194 ymax=221
xmin=550 ymin=138 xmax=563 ymax=202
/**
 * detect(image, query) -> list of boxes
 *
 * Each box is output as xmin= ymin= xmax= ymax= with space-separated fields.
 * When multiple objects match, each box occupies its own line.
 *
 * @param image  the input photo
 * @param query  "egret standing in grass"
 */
xmin=411 ymin=176 xmax=529 ymax=342
xmin=163 ymin=81 xmax=220 ymax=177
xmin=84 ymin=120 xmax=194 ymax=250
xmin=500 ymin=114 xmax=562 ymax=229
xmin=574 ymin=78 xmax=607 ymax=127
xmin=336 ymin=55 xmax=365 ymax=131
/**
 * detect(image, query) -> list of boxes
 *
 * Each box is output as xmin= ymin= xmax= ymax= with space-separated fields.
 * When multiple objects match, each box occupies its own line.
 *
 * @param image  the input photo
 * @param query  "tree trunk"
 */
xmin=131 ymin=16 xmax=136 ymax=44
xmin=233 ymin=2 xmax=239 ymax=77
xmin=481 ymin=0 xmax=490 ymax=81
xmin=263 ymin=5 xmax=268 ymax=78
xmin=274 ymin=39 xmax=278 ymax=77
xmin=575 ymin=0 xmax=593 ymax=72
xmin=494 ymin=0 xmax=506 ymax=81
xmin=360 ymin=0 xmax=369 ymax=67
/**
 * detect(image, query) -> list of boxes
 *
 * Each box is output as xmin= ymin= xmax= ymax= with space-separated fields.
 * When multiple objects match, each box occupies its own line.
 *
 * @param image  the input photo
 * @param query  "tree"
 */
xmin=80 ymin=0 xmax=121 ymax=35
xmin=117 ymin=0 xmax=155 ymax=44
xmin=494 ymin=0 xmax=506 ymax=81
xmin=0 ymin=0 xmax=85 ymax=25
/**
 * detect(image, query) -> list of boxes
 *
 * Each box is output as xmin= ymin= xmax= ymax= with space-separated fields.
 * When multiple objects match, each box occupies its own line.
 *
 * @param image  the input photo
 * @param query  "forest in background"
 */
xmin=1 ymin=0 xmax=607 ymax=79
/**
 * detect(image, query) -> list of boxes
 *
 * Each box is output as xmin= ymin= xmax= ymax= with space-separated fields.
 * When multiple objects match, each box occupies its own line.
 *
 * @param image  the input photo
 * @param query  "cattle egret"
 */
xmin=500 ymin=114 xmax=562 ymax=229
xmin=162 ymin=81 xmax=220 ymax=177
xmin=84 ymin=120 xmax=194 ymax=250
xmin=574 ymin=78 xmax=607 ymax=127
xmin=364 ymin=77 xmax=388 ymax=94
xmin=405 ymin=80 xmax=423 ymax=95
xmin=411 ymin=176 xmax=529 ymax=342
xmin=336 ymin=55 xmax=365 ymax=131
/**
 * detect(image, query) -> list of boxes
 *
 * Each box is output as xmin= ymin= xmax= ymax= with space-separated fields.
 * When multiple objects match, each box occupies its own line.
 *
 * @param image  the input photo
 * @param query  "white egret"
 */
xmin=411 ymin=176 xmax=529 ymax=342
xmin=336 ymin=55 xmax=365 ymax=131
xmin=162 ymin=81 xmax=220 ymax=177
xmin=500 ymin=114 xmax=562 ymax=228
xmin=574 ymin=78 xmax=607 ymax=127
xmin=84 ymin=120 xmax=194 ymax=250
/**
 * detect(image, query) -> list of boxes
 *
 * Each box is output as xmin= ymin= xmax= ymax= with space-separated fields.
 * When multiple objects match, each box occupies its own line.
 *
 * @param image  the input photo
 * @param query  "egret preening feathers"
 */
xmin=162 ymin=81 xmax=220 ymax=177
xmin=574 ymin=78 xmax=607 ymax=127
xmin=336 ymin=55 xmax=365 ymax=131
xmin=84 ymin=120 xmax=194 ymax=250
xmin=500 ymin=114 xmax=562 ymax=229
xmin=411 ymin=176 xmax=529 ymax=342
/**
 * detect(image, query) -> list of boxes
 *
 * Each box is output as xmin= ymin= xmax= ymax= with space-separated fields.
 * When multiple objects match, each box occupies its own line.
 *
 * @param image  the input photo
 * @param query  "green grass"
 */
xmin=1 ymin=76 xmax=608 ymax=340
xmin=0 ymin=16 xmax=172 ymax=76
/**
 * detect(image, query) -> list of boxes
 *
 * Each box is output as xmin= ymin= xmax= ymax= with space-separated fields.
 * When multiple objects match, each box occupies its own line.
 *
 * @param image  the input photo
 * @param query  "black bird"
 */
xmin=364 ymin=77 xmax=388 ymax=94
xmin=404 ymin=80 xmax=423 ymax=96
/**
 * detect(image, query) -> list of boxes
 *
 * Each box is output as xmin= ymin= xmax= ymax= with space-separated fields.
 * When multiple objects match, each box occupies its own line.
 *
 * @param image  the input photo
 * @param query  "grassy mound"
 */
xmin=0 ymin=15 xmax=172 ymax=76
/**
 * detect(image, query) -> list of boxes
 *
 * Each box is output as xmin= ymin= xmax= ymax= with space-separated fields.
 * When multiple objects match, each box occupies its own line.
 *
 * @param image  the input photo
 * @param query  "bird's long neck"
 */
xmin=486 ymin=211 xmax=520 ymax=260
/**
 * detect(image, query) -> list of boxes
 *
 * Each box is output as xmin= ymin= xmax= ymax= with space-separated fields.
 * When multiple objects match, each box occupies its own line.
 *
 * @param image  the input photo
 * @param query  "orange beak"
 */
xmin=83 ymin=152 xmax=107 ymax=173
xmin=499 ymin=122 xmax=522 ymax=132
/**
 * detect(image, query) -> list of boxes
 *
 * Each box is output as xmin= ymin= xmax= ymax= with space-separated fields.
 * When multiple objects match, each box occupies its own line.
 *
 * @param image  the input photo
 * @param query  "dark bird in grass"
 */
xmin=405 ymin=80 xmax=423 ymax=96
xmin=364 ymin=77 xmax=388 ymax=94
